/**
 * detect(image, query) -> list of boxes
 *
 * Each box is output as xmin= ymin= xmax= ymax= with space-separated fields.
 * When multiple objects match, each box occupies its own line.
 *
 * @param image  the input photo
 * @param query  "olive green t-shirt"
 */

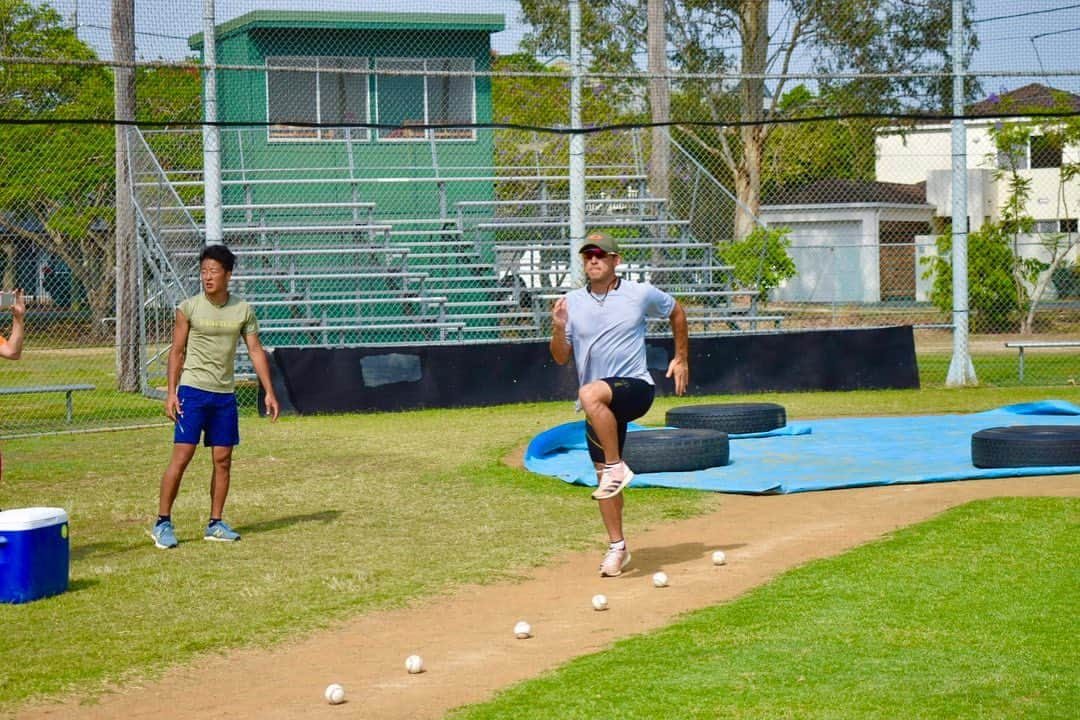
xmin=177 ymin=293 xmax=259 ymax=394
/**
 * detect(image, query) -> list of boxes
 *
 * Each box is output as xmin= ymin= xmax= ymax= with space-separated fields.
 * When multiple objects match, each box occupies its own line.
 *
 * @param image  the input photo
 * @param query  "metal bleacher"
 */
xmin=151 ymin=195 xmax=779 ymax=352
xmin=129 ymin=127 xmax=781 ymax=390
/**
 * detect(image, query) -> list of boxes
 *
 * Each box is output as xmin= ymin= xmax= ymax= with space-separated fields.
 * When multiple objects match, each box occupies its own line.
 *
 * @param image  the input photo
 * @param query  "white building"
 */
xmin=877 ymin=83 xmax=1080 ymax=233
xmin=760 ymin=179 xmax=934 ymax=304
xmin=761 ymin=84 xmax=1080 ymax=303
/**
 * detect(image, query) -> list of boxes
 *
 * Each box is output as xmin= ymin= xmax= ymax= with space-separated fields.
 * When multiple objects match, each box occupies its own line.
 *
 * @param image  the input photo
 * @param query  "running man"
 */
xmin=152 ymin=244 xmax=279 ymax=549
xmin=549 ymin=231 xmax=689 ymax=577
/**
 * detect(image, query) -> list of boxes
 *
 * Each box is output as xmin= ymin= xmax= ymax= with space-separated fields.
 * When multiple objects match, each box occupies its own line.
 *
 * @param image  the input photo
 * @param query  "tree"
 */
xmin=0 ymin=0 xmax=95 ymax=117
xmin=762 ymin=85 xmax=877 ymax=196
xmin=0 ymin=0 xmax=201 ymax=343
xmin=716 ymin=226 xmax=796 ymax=304
xmin=518 ymin=0 xmax=977 ymax=239
xmin=0 ymin=0 xmax=115 ymax=338
xmin=924 ymin=221 xmax=1024 ymax=333
xmin=987 ymin=111 xmax=1080 ymax=334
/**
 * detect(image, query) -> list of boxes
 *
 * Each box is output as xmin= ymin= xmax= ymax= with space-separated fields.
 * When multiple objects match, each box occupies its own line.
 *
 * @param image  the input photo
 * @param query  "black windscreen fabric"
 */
xmin=271 ymin=326 xmax=918 ymax=415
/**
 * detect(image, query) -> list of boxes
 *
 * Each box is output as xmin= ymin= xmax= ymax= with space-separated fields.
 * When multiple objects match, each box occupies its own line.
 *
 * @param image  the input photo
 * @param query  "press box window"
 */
xmin=266 ymin=56 xmax=369 ymax=141
xmin=376 ymin=58 xmax=475 ymax=140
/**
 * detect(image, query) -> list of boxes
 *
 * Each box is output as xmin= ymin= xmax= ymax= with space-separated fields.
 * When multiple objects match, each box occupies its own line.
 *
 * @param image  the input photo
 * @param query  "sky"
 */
xmin=41 ymin=0 xmax=1080 ymax=98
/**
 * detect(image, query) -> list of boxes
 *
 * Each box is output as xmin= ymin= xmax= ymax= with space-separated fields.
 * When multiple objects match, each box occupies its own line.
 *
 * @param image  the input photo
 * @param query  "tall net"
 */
xmin=1 ymin=0 xmax=1078 ymax=436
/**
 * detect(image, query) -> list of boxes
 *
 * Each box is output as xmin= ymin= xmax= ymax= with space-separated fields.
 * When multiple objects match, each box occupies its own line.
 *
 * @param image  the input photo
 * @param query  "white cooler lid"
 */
xmin=0 ymin=507 xmax=68 ymax=531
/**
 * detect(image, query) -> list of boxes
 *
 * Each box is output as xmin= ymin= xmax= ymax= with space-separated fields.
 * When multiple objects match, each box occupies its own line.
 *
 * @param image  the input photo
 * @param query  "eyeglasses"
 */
xmin=580 ymin=248 xmax=613 ymax=260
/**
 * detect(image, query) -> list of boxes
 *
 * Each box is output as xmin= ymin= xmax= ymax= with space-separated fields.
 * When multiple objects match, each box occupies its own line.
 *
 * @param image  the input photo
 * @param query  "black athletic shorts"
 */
xmin=585 ymin=377 xmax=656 ymax=464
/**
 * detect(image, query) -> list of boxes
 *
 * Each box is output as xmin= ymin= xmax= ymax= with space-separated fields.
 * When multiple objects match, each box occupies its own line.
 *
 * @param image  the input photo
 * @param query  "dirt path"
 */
xmin=19 ymin=474 xmax=1079 ymax=720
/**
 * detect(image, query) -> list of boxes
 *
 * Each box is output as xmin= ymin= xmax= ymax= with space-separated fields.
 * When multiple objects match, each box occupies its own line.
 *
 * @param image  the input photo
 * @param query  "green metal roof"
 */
xmin=190 ymin=10 xmax=505 ymax=49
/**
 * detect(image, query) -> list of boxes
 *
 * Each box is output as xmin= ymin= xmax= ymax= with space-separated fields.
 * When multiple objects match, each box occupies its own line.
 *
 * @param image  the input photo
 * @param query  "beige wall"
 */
xmin=876 ymin=122 xmax=1080 ymax=224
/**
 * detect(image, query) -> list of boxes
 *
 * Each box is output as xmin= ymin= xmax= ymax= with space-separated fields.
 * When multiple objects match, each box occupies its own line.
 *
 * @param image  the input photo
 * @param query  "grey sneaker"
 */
xmin=591 ymin=461 xmax=634 ymax=500
xmin=152 ymin=520 xmax=178 ymax=549
xmin=599 ymin=547 xmax=631 ymax=577
xmin=204 ymin=520 xmax=241 ymax=542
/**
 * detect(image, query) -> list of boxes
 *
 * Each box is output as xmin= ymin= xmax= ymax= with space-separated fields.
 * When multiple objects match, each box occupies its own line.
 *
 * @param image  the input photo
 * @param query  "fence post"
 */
xmin=946 ymin=0 xmax=977 ymax=386
xmin=568 ymin=0 xmax=586 ymax=287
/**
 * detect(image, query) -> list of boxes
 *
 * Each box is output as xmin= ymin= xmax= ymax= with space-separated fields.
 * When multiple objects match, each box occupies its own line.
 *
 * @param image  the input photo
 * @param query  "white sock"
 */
xmin=609 ymin=539 xmax=626 ymax=551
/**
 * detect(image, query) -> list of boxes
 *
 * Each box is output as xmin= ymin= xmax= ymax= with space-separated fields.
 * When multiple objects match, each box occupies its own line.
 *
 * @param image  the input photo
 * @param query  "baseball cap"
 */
xmin=580 ymin=231 xmax=618 ymax=254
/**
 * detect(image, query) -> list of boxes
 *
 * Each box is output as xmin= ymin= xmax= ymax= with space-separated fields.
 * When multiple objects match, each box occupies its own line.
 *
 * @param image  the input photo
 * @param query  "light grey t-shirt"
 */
xmin=562 ymin=278 xmax=676 ymax=387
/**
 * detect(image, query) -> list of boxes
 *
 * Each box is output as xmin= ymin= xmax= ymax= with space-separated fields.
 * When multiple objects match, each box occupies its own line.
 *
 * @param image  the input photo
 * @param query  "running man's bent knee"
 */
xmin=578 ymin=380 xmax=613 ymax=409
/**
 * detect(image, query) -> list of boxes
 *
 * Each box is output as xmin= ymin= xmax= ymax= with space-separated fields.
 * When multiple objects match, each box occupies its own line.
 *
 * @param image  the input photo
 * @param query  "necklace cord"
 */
xmin=587 ymin=277 xmax=619 ymax=306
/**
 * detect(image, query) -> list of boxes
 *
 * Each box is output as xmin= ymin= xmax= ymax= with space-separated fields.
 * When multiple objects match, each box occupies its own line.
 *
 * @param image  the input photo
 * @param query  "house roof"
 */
xmin=967 ymin=82 xmax=1080 ymax=116
xmin=765 ymin=179 xmax=927 ymax=207
xmin=190 ymin=11 xmax=505 ymax=49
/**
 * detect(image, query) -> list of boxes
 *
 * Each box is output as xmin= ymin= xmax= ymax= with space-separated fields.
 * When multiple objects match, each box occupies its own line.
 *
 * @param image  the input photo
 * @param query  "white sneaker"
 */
xmin=591 ymin=461 xmax=634 ymax=500
xmin=599 ymin=547 xmax=631 ymax=577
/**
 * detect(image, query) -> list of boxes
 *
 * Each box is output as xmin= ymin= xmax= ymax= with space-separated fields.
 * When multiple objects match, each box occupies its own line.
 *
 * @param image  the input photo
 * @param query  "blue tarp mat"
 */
xmin=524 ymin=400 xmax=1080 ymax=494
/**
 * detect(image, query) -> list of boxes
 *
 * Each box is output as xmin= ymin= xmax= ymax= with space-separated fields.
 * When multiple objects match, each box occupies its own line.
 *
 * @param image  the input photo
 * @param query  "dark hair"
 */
xmin=199 ymin=243 xmax=236 ymax=273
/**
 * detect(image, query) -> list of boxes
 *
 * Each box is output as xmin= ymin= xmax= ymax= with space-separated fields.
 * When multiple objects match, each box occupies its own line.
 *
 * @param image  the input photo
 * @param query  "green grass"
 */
xmin=0 ymin=386 xmax=1073 ymax=712
xmin=918 ymin=352 xmax=1077 ymax=388
xmin=2 ymin=343 xmax=1077 ymax=437
xmin=0 ymin=346 xmax=261 ymax=435
xmin=448 ymin=497 xmax=1079 ymax=720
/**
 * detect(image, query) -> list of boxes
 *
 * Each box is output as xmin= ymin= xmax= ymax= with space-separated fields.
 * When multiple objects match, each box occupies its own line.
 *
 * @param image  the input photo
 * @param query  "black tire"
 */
xmin=971 ymin=425 xmax=1080 ymax=468
xmin=666 ymin=402 xmax=787 ymax=434
xmin=622 ymin=428 xmax=729 ymax=474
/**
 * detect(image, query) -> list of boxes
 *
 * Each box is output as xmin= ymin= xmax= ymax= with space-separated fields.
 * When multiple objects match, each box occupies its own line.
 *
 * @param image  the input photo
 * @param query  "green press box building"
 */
xmin=190 ymin=11 xmax=504 ymax=222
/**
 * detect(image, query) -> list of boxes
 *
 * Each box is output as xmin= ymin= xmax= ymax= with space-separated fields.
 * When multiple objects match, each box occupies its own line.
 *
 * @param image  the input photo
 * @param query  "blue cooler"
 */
xmin=0 ymin=507 xmax=70 ymax=603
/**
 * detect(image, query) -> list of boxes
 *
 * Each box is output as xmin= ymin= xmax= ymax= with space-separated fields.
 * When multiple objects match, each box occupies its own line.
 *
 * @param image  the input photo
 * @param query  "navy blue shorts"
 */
xmin=585 ymin=377 xmax=655 ymax=464
xmin=174 ymin=385 xmax=240 ymax=447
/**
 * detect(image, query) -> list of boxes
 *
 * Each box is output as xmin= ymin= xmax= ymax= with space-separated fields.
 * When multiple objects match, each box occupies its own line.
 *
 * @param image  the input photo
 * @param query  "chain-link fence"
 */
xmin=1 ymin=0 xmax=1078 ymax=437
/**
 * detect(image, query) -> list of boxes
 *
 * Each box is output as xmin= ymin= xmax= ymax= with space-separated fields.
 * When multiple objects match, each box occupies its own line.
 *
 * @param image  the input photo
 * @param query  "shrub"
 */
xmin=716 ymin=227 xmax=797 ymax=304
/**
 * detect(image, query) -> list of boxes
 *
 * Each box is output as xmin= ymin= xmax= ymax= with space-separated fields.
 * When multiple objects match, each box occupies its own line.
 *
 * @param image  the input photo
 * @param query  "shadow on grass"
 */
xmin=622 ymin=541 xmax=747 ymax=574
xmin=72 ymin=540 xmax=147 ymax=562
xmin=65 ymin=577 xmax=101 ymax=594
xmin=236 ymin=510 xmax=341 ymax=536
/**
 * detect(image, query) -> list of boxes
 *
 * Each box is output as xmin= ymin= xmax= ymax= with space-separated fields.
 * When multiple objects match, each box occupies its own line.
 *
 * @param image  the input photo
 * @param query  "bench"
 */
xmin=0 ymin=384 xmax=96 ymax=422
xmin=1003 ymin=341 xmax=1080 ymax=380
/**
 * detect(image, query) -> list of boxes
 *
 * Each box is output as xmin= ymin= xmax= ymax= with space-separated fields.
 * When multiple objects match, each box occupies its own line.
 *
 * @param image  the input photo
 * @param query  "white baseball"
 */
xmin=513 ymin=620 xmax=532 ymax=639
xmin=324 ymin=683 xmax=345 ymax=705
xmin=591 ymin=593 xmax=608 ymax=611
xmin=405 ymin=654 xmax=425 ymax=674
xmin=652 ymin=571 xmax=669 ymax=587
xmin=712 ymin=550 xmax=727 ymax=565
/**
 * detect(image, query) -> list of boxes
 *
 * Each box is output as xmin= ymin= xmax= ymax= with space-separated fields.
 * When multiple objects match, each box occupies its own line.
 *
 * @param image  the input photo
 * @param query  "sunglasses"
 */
xmin=580 ymin=248 xmax=614 ymax=260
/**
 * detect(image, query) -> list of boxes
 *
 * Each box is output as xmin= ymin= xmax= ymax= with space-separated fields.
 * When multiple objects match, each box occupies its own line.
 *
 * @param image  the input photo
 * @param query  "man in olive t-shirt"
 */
xmin=151 ymin=244 xmax=279 ymax=549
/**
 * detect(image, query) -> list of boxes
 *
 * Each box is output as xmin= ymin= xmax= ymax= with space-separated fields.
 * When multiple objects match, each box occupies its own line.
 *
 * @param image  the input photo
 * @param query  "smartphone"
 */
xmin=0 ymin=292 xmax=15 ymax=310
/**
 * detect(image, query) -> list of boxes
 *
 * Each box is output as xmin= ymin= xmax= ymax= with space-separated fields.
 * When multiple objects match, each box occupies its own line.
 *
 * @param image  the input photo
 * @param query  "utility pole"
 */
xmin=112 ymin=0 xmax=138 ymax=391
